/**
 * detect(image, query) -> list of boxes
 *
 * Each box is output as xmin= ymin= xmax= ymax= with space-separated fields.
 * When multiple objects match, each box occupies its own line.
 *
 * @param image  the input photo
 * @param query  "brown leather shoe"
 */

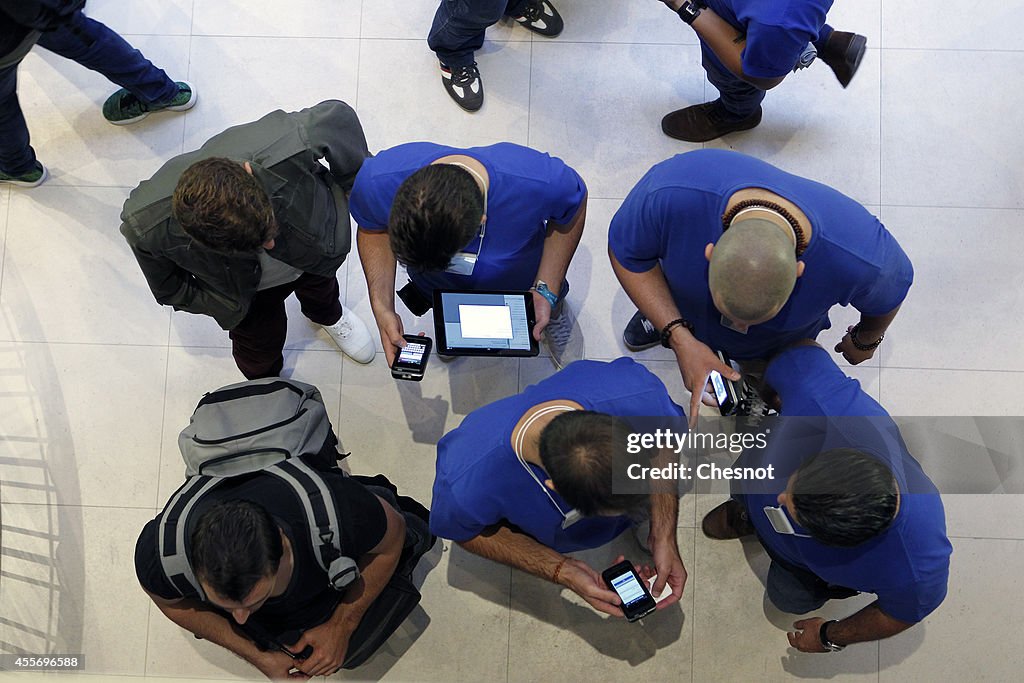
xmin=702 ymin=499 xmax=755 ymax=540
xmin=818 ymin=31 xmax=867 ymax=88
xmin=661 ymin=102 xmax=762 ymax=142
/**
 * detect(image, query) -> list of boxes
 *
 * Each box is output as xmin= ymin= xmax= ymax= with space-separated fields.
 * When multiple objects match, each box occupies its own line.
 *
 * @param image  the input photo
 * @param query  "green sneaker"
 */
xmin=102 ymin=80 xmax=197 ymax=126
xmin=0 ymin=162 xmax=48 ymax=188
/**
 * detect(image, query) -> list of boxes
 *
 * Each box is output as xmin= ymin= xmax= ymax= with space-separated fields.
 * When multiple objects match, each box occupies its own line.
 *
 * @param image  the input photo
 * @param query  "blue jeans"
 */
xmin=699 ymin=23 xmax=834 ymax=119
xmin=428 ymin=0 xmax=529 ymax=68
xmin=0 ymin=11 xmax=177 ymax=174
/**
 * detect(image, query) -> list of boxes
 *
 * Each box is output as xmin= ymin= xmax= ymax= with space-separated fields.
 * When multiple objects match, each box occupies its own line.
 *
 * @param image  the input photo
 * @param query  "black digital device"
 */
xmin=601 ymin=559 xmax=657 ymax=622
xmin=432 ymin=289 xmax=540 ymax=357
xmin=709 ymin=350 xmax=741 ymax=416
xmin=391 ymin=335 xmax=431 ymax=381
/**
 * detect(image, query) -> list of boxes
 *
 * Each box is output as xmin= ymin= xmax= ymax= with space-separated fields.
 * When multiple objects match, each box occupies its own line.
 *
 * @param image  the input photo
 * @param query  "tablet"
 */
xmin=432 ymin=290 xmax=540 ymax=357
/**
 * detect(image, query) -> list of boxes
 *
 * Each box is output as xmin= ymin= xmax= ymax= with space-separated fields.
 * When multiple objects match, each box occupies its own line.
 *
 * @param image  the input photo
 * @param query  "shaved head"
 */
xmin=709 ymin=217 xmax=798 ymax=324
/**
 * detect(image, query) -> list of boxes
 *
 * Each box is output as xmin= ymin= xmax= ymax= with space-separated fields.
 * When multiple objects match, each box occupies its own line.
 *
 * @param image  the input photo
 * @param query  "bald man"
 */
xmin=608 ymin=150 xmax=912 ymax=426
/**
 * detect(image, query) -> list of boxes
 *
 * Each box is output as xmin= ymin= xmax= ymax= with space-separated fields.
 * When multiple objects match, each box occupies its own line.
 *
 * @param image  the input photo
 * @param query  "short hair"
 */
xmin=708 ymin=218 xmax=798 ymax=323
xmin=538 ymin=411 xmax=650 ymax=518
xmin=171 ymin=157 xmax=277 ymax=253
xmin=791 ymin=448 xmax=898 ymax=547
xmin=191 ymin=500 xmax=283 ymax=602
xmin=388 ymin=164 xmax=484 ymax=271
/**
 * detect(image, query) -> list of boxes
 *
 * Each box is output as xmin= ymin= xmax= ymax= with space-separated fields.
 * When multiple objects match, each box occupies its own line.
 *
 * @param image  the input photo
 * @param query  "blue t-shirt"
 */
xmin=350 ymin=142 xmax=586 ymax=295
xmin=608 ymin=150 xmax=912 ymax=360
xmin=430 ymin=358 xmax=684 ymax=553
xmin=704 ymin=0 xmax=834 ymax=78
xmin=739 ymin=345 xmax=951 ymax=623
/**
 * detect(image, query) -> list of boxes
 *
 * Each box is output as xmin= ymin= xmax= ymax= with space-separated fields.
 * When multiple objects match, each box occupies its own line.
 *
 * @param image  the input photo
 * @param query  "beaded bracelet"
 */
xmin=552 ymin=557 xmax=568 ymax=585
xmin=660 ymin=318 xmax=695 ymax=348
xmin=849 ymin=323 xmax=884 ymax=351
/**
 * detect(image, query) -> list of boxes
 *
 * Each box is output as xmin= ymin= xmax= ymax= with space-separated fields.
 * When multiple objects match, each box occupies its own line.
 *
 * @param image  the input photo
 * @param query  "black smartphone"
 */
xmin=391 ymin=335 xmax=431 ymax=381
xmin=709 ymin=350 xmax=740 ymax=416
xmin=601 ymin=559 xmax=657 ymax=622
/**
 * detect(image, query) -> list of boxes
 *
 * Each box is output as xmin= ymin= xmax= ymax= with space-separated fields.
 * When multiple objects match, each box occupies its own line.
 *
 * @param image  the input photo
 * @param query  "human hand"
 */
xmin=531 ymin=289 xmax=553 ymax=341
xmin=290 ymin=616 xmax=352 ymax=677
xmin=558 ymin=558 xmax=624 ymax=617
xmin=377 ymin=310 xmax=406 ymax=367
xmin=672 ymin=338 xmax=740 ymax=429
xmin=661 ymin=0 xmax=686 ymax=11
xmin=648 ymin=535 xmax=686 ymax=609
xmin=834 ymin=325 xmax=878 ymax=365
xmin=787 ymin=617 xmax=829 ymax=653
xmin=253 ymin=649 xmax=310 ymax=681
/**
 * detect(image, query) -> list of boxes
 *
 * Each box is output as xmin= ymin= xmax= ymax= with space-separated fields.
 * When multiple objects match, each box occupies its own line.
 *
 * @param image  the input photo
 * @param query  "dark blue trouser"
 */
xmin=700 ymin=23 xmax=834 ymax=119
xmin=0 ymin=11 xmax=177 ymax=174
xmin=428 ymin=0 xmax=530 ymax=68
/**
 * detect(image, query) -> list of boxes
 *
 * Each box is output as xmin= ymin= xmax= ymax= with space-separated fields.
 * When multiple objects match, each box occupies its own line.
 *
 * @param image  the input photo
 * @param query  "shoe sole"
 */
xmin=622 ymin=334 xmax=661 ymax=353
xmin=837 ymin=36 xmax=867 ymax=88
xmin=107 ymin=81 xmax=198 ymax=126
xmin=1 ymin=164 xmax=48 ymax=188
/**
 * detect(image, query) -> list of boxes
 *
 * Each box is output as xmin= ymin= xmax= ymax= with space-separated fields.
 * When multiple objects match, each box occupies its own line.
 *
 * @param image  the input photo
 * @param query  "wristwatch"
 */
xmin=532 ymin=280 xmax=560 ymax=308
xmin=819 ymin=620 xmax=845 ymax=652
xmin=676 ymin=0 xmax=702 ymax=25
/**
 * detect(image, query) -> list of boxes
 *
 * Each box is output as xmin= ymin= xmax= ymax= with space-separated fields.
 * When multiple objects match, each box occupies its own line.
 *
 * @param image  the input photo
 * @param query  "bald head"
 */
xmin=708 ymin=217 xmax=798 ymax=324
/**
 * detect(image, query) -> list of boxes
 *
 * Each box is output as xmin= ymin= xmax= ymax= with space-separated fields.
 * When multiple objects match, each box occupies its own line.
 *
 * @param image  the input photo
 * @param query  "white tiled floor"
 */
xmin=1 ymin=0 xmax=1022 ymax=681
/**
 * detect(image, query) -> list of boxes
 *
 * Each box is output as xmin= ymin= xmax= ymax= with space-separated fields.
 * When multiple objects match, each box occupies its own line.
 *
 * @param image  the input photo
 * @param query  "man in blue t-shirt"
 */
xmin=656 ymin=0 xmax=867 ymax=141
xmin=352 ymin=141 xmax=587 ymax=367
xmin=702 ymin=342 xmax=952 ymax=652
xmin=609 ymin=149 xmax=912 ymax=426
xmin=430 ymin=358 xmax=687 ymax=617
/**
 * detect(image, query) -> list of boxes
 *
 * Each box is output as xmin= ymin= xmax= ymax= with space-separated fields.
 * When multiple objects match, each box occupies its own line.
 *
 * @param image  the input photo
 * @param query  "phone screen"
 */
xmin=709 ymin=370 xmax=729 ymax=405
xmin=396 ymin=341 xmax=427 ymax=367
xmin=609 ymin=569 xmax=649 ymax=609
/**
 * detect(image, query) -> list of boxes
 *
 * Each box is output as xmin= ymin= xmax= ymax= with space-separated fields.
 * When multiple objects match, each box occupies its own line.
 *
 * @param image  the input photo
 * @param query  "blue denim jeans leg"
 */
xmin=36 ymin=11 xmax=178 ymax=104
xmin=0 ymin=62 xmax=36 ymax=174
xmin=428 ymin=0 xmax=530 ymax=68
xmin=699 ymin=40 xmax=765 ymax=119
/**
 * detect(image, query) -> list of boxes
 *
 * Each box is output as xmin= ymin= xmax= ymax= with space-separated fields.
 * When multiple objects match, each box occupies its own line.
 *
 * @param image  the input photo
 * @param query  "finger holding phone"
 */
xmin=558 ymin=557 xmax=624 ymax=617
xmin=666 ymin=331 xmax=740 ymax=429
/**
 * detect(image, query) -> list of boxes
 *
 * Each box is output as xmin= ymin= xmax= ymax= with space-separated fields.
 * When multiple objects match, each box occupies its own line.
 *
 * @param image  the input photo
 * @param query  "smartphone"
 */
xmin=710 ymin=350 xmax=740 ymax=416
xmin=601 ymin=559 xmax=657 ymax=622
xmin=391 ymin=335 xmax=431 ymax=381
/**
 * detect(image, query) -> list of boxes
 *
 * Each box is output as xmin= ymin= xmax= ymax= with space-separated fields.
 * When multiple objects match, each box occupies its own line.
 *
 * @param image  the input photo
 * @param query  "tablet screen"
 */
xmin=436 ymin=291 xmax=535 ymax=353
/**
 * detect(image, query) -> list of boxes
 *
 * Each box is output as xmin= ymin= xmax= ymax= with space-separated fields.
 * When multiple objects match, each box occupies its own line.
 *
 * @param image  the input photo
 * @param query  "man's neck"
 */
xmin=725 ymin=187 xmax=813 ymax=242
xmin=510 ymin=400 xmax=583 ymax=468
xmin=431 ymin=154 xmax=489 ymax=192
xmin=270 ymin=531 xmax=294 ymax=598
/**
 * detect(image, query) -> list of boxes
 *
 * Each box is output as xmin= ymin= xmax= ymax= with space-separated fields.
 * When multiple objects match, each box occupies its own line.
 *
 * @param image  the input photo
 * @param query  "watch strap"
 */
xmin=818 ymin=620 xmax=844 ymax=652
xmin=532 ymin=280 xmax=560 ymax=308
xmin=677 ymin=1 xmax=701 ymax=25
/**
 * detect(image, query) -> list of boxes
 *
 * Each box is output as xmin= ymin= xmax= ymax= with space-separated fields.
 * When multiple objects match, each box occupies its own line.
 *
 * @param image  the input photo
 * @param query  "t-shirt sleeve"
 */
xmin=608 ymin=187 xmax=676 ymax=274
xmin=875 ymin=570 xmax=949 ymax=623
xmin=849 ymin=235 xmax=914 ymax=316
xmin=331 ymin=476 xmax=389 ymax=558
xmin=348 ymin=160 xmax=392 ymax=232
xmin=765 ymin=345 xmax=846 ymax=410
xmin=742 ymin=21 xmax=813 ymax=79
xmin=134 ymin=517 xmax=185 ymax=601
xmin=429 ymin=473 xmax=498 ymax=543
xmin=537 ymin=156 xmax=587 ymax=225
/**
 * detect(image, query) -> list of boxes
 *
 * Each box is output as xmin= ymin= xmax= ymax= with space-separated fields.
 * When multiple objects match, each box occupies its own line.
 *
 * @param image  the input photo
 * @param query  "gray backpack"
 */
xmin=157 ymin=378 xmax=359 ymax=601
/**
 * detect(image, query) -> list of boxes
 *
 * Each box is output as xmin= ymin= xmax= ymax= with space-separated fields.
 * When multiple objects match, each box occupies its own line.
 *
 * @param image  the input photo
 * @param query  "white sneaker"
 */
xmin=322 ymin=309 xmax=375 ymax=364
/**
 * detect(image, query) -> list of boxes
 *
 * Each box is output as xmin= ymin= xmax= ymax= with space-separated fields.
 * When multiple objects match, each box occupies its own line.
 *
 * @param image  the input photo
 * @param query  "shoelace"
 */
xmin=517 ymin=0 xmax=545 ymax=22
xmin=452 ymin=64 xmax=480 ymax=87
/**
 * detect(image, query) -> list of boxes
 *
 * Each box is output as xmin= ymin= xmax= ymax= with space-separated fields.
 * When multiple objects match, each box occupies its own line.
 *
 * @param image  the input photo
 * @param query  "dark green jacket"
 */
xmin=120 ymin=100 xmax=368 ymax=330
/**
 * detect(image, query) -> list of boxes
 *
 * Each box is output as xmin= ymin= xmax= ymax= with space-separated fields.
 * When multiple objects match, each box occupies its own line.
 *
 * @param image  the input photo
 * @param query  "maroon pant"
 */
xmin=229 ymin=272 xmax=342 ymax=379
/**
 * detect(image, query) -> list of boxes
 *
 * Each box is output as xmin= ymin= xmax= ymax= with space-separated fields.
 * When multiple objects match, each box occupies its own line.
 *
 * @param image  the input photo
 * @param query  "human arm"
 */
xmin=356 ymin=227 xmax=405 ymax=366
xmin=609 ymin=247 xmax=739 ymax=429
xmin=787 ymin=602 xmax=914 ymax=653
xmin=835 ymin=305 xmax=901 ymax=364
xmin=145 ymin=591 xmax=307 ymax=680
xmin=660 ymin=0 xmax=785 ymax=90
xmin=290 ymin=496 xmax=406 ymax=676
xmin=645 ymin=463 xmax=687 ymax=607
xmin=458 ymin=524 xmax=624 ymax=617
xmin=294 ymin=100 xmax=370 ymax=191
xmin=532 ymin=193 xmax=587 ymax=339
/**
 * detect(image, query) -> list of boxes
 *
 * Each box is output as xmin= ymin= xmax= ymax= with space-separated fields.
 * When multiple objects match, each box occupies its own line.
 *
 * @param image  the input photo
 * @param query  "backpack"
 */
xmin=157 ymin=378 xmax=359 ymax=602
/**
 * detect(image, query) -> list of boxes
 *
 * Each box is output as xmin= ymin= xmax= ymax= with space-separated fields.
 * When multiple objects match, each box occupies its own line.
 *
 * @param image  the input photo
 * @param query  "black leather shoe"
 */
xmin=702 ymin=499 xmax=755 ymax=540
xmin=440 ymin=62 xmax=484 ymax=112
xmin=661 ymin=101 xmax=762 ymax=142
xmin=818 ymin=31 xmax=867 ymax=88
xmin=622 ymin=311 xmax=660 ymax=351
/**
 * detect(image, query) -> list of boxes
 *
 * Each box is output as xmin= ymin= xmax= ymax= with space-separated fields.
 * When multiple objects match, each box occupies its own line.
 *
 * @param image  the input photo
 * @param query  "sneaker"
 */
xmin=440 ymin=62 xmax=484 ymax=112
xmin=103 ymin=80 xmax=197 ymax=126
xmin=0 ymin=162 xmax=48 ymax=188
xmin=661 ymin=101 xmax=762 ymax=143
xmin=701 ymin=499 xmax=754 ymax=540
xmin=322 ymin=309 xmax=375 ymax=364
xmin=622 ymin=311 xmax=660 ymax=351
xmin=818 ymin=31 xmax=867 ymax=88
xmin=512 ymin=0 xmax=564 ymax=37
xmin=544 ymin=301 xmax=584 ymax=369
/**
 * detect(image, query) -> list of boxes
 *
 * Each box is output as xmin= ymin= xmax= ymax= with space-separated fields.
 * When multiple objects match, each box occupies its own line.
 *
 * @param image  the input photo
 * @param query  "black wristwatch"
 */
xmin=676 ymin=0 xmax=701 ymax=25
xmin=819 ymin=620 xmax=845 ymax=652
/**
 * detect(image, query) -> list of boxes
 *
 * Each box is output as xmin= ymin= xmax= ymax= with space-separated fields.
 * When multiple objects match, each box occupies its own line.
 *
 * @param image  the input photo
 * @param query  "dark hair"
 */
xmin=191 ymin=500 xmax=283 ymax=602
xmin=172 ymin=157 xmax=277 ymax=253
xmin=388 ymin=164 xmax=484 ymax=271
xmin=791 ymin=448 xmax=898 ymax=547
xmin=538 ymin=411 xmax=650 ymax=518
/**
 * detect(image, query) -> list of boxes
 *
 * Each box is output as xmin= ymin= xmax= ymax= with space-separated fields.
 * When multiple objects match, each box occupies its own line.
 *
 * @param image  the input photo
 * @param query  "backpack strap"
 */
xmin=266 ymin=459 xmax=360 ymax=591
xmin=158 ymin=475 xmax=222 ymax=601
